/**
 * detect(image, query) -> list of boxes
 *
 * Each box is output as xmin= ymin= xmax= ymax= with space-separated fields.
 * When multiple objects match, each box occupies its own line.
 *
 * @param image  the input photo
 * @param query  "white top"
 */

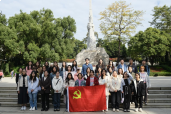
xmin=99 ymin=75 xmax=111 ymax=96
xmin=52 ymin=76 xmax=63 ymax=93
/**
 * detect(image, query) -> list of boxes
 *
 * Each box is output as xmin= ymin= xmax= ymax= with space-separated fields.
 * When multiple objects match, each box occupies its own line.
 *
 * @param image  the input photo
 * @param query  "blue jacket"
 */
xmin=50 ymin=72 xmax=56 ymax=82
xmin=117 ymin=64 xmax=128 ymax=72
xmin=28 ymin=77 xmax=39 ymax=94
xmin=81 ymin=63 xmax=93 ymax=76
xmin=75 ymin=79 xmax=86 ymax=86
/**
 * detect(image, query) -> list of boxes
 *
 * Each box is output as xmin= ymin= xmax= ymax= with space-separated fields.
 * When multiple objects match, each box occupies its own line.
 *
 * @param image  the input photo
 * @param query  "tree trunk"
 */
xmin=117 ymin=38 xmax=121 ymax=64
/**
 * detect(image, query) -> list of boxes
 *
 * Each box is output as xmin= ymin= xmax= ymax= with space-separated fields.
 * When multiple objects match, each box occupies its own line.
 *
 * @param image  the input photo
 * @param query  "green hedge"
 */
xmin=150 ymin=72 xmax=171 ymax=76
xmin=160 ymin=65 xmax=171 ymax=72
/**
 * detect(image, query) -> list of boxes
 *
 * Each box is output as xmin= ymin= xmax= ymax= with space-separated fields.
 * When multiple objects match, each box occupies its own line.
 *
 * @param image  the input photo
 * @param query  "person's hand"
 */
xmin=132 ymin=92 xmax=134 ymax=95
xmin=42 ymin=87 xmax=44 ymax=90
xmin=114 ymin=90 xmax=117 ymax=92
xmin=18 ymin=91 xmax=20 ymax=94
xmin=50 ymin=85 xmax=51 ymax=88
xmin=105 ymin=83 xmax=107 ymax=87
xmin=56 ymin=90 xmax=58 ymax=93
xmin=93 ymin=84 xmax=95 ymax=86
xmin=31 ymin=89 xmax=34 ymax=92
xmin=122 ymin=91 xmax=124 ymax=93
xmin=27 ymin=91 xmax=28 ymax=94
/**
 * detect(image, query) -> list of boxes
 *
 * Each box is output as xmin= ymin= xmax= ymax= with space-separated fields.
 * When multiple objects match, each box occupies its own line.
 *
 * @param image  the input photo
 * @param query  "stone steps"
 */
xmin=0 ymin=87 xmax=171 ymax=108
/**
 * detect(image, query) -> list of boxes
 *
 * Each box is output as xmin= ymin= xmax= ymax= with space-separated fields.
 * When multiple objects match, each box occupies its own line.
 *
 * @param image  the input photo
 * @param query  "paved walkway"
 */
xmin=0 ymin=107 xmax=171 ymax=114
xmin=0 ymin=76 xmax=171 ymax=87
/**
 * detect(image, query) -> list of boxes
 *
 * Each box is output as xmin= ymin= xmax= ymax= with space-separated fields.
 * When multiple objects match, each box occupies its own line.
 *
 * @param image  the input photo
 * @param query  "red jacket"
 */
xmin=86 ymin=76 xmax=99 ymax=86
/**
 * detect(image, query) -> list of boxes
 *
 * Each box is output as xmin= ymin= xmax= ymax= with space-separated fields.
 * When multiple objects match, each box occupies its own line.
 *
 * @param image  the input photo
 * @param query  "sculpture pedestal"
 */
xmin=75 ymin=47 xmax=109 ymax=66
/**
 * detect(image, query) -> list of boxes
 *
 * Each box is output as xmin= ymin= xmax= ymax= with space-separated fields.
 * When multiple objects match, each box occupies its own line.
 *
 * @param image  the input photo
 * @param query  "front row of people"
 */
xmin=17 ymin=68 xmax=148 ymax=112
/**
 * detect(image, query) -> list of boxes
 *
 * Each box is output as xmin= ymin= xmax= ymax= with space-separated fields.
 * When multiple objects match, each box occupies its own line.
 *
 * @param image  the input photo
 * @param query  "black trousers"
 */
xmin=123 ymin=86 xmax=131 ymax=110
xmin=135 ymin=95 xmax=143 ymax=108
xmin=111 ymin=91 xmax=121 ymax=109
xmin=143 ymin=83 xmax=147 ymax=103
xmin=41 ymin=93 xmax=49 ymax=109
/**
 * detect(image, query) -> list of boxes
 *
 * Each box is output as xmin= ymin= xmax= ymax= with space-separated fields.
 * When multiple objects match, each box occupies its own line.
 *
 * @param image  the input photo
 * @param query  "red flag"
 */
xmin=68 ymin=85 xmax=106 ymax=112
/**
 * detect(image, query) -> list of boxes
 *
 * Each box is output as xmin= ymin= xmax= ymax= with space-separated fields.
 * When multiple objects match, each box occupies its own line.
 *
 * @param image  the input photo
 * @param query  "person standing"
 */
xmin=26 ymin=61 xmax=33 ymax=76
xmin=64 ymin=73 xmax=75 ymax=112
xmin=140 ymin=60 xmax=150 ymax=76
xmin=117 ymin=59 xmax=128 ymax=72
xmin=40 ymin=70 xmax=51 ymax=111
xmin=17 ymin=69 xmax=29 ymax=111
xmin=128 ymin=59 xmax=137 ymax=73
xmin=39 ymin=66 xmax=46 ymax=79
xmin=71 ymin=60 xmax=77 ymax=72
xmin=109 ymin=71 xmax=124 ymax=112
xmin=139 ymin=66 xmax=151 ymax=105
xmin=28 ymin=71 xmax=39 ymax=111
xmin=131 ymin=73 xmax=145 ymax=112
xmin=95 ymin=59 xmax=105 ymax=73
xmin=60 ymin=62 xmax=68 ymax=79
xmin=53 ymin=61 xmax=60 ymax=72
xmin=107 ymin=60 xmax=115 ymax=72
xmin=107 ymin=67 xmax=113 ymax=77
xmin=16 ymin=68 xmax=23 ymax=86
xmin=73 ymin=67 xmax=80 ymax=81
xmin=81 ymin=58 xmax=93 ymax=76
xmin=123 ymin=72 xmax=133 ymax=112
xmin=75 ymin=73 xmax=86 ymax=86
xmin=84 ymin=67 xmax=91 ymax=80
xmin=99 ymin=69 xmax=111 ymax=112
xmin=52 ymin=71 xmax=63 ymax=111
xmin=0 ymin=70 xmax=4 ymax=81
xmin=44 ymin=62 xmax=49 ymax=74
xmin=95 ymin=67 xmax=102 ymax=80
xmin=86 ymin=70 xmax=99 ymax=86
xmin=11 ymin=70 xmax=14 ymax=79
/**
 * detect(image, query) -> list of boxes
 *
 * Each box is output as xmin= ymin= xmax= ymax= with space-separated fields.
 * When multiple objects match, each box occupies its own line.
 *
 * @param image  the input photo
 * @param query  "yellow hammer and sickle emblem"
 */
xmin=73 ymin=90 xmax=81 ymax=99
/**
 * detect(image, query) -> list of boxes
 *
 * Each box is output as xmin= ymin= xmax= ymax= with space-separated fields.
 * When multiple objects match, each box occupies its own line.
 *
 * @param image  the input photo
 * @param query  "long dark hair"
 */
xmin=67 ymin=65 xmax=72 ymax=72
xmin=22 ymin=68 xmax=27 ymax=76
xmin=52 ymin=66 xmax=57 ymax=74
xmin=118 ymin=68 xmax=123 ymax=75
xmin=30 ymin=71 xmax=37 ymax=82
xmin=72 ymin=60 xmax=77 ymax=71
xmin=35 ymin=61 xmax=40 ymax=68
xmin=27 ymin=61 xmax=33 ymax=70
xmin=86 ymin=67 xmax=91 ymax=74
xmin=61 ymin=62 xmax=68 ymax=71
xmin=101 ymin=69 xmax=107 ymax=79
xmin=98 ymin=59 xmax=104 ymax=66
xmin=53 ymin=61 xmax=60 ymax=71
xmin=107 ymin=60 xmax=115 ymax=71
xmin=65 ymin=73 xmax=74 ymax=84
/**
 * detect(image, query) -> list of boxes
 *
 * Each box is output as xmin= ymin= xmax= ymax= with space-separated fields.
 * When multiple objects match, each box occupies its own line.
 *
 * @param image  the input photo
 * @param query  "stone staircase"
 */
xmin=0 ymin=87 xmax=171 ymax=108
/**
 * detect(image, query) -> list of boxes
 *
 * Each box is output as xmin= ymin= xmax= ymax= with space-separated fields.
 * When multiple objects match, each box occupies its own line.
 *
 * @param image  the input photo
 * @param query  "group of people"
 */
xmin=16 ymin=58 xmax=151 ymax=112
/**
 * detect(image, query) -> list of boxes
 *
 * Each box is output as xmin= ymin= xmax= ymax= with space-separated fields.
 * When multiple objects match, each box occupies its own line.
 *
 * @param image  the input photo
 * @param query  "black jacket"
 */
xmin=128 ymin=63 xmax=138 ymax=73
xmin=131 ymin=79 xmax=145 ymax=96
xmin=39 ymin=76 xmax=51 ymax=94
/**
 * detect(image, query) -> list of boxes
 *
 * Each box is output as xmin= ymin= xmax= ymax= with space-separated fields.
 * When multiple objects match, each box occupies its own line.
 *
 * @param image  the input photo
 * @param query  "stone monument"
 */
xmin=75 ymin=0 xmax=109 ymax=66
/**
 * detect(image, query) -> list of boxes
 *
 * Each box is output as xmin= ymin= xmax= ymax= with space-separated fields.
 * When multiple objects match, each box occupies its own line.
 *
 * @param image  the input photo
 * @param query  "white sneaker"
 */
xmin=32 ymin=107 xmax=35 ymax=111
xmin=113 ymin=108 xmax=115 ymax=112
xmin=116 ymin=109 xmax=119 ymax=112
xmin=135 ymin=108 xmax=138 ymax=112
xmin=139 ymin=108 xmax=143 ymax=112
xmin=147 ymin=93 xmax=149 ymax=95
xmin=29 ymin=107 xmax=33 ymax=111
xmin=102 ymin=110 xmax=104 ymax=112
xmin=23 ymin=106 xmax=26 ymax=110
xmin=105 ymin=109 xmax=108 ymax=112
xmin=21 ymin=106 xmax=24 ymax=110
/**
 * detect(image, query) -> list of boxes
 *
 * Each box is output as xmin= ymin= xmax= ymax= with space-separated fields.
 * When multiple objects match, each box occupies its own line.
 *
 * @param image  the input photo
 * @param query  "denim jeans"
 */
xmin=28 ymin=92 xmax=38 ymax=109
xmin=54 ymin=93 xmax=61 ymax=109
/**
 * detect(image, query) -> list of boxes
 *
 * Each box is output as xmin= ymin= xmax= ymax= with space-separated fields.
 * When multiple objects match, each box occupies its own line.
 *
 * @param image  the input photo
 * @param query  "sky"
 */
xmin=0 ymin=0 xmax=170 ymax=41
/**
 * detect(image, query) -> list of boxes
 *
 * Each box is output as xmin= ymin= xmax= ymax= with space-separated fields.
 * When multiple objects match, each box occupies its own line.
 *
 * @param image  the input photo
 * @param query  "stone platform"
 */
xmin=75 ymin=47 xmax=109 ymax=66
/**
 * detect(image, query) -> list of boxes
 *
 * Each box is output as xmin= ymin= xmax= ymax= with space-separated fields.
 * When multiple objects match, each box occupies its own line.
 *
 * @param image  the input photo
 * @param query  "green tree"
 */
xmin=150 ymin=5 xmax=171 ymax=62
xmin=128 ymin=27 xmax=171 ymax=66
xmin=99 ymin=1 xmax=144 ymax=62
